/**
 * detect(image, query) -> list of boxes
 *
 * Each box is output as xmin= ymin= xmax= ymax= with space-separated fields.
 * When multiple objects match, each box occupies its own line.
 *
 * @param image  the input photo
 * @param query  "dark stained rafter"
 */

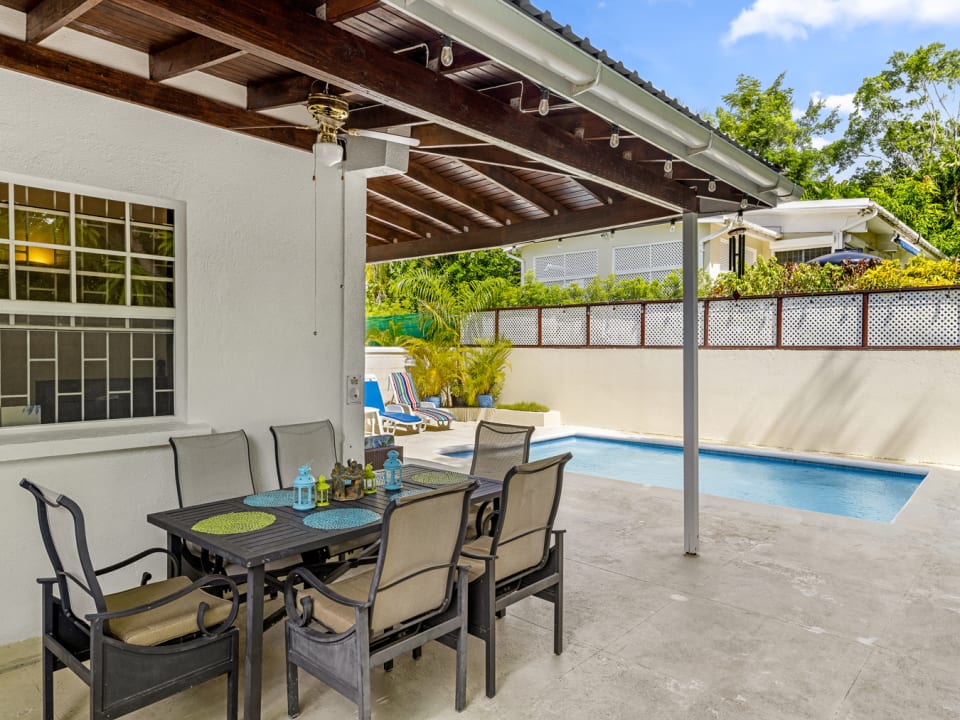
xmin=463 ymin=162 xmax=565 ymax=217
xmin=411 ymin=125 xmax=485 ymax=148
xmin=367 ymin=217 xmax=417 ymax=243
xmin=150 ymin=36 xmax=245 ymax=81
xmin=109 ymin=0 xmax=696 ymax=211
xmin=367 ymin=200 xmax=441 ymax=238
xmin=26 ymin=0 xmax=103 ymax=43
xmin=247 ymin=75 xmax=315 ymax=110
xmin=405 ymin=160 xmax=522 ymax=226
xmin=0 ymin=34 xmax=316 ymax=149
xmin=368 ymin=200 xmax=669 ymax=262
xmin=321 ymin=0 xmax=381 ymax=22
xmin=366 ymin=178 xmax=472 ymax=233
xmin=412 ymin=146 xmax=565 ymax=175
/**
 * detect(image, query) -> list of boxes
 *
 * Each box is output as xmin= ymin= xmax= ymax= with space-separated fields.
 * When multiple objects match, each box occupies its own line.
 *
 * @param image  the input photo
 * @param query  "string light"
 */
xmin=609 ymin=124 xmax=620 ymax=149
xmin=669 ymin=219 xmax=677 ymax=233
xmin=440 ymin=35 xmax=454 ymax=67
xmin=736 ymin=209 xmax=744 ymax=223
xmin=740 ymin=197 xmax=749 ymax=209
xmin=663 ymin=158 xmax=673 ymax=175
xmin=707 ymin=178 xmax=717 ymax=193
xmin=538 ymin=87 xmax=550 ymax=116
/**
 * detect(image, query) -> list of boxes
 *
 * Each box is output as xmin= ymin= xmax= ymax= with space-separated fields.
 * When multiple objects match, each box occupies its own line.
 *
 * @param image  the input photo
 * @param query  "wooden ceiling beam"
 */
xmin=26 ymin=0 xmax=104 ymax=43
xmin=367 ymin=217 xmax=418 ymax=243
xmin=0 ymin=35 xmax=316 ymax=150
xmin=111 ymin=0 xmax=694 ymax=211
xmin=367 ymin=234 xmax=392 ymax=245
xmin=150 ymin=36 xmax=245 ymax=81
xmin=368 ymin=200 xmax=668 ymax=262
xmin=464 ymin=162 xmax=564 ymax=217
xmin=412 ymin=146 xmax=566 ymax=175
xmin=367 ymin=201 xmax=442 ymax=239
xmin=411 ymin=125 xmax=485 ymax=148
xmin=247 ymin=75 xmax=315 ymax=110
xmin=405 ymin=160 xmax=521 ymax=226
xmin=320 ymin=0 xmax=381 ymax=22
xmin=366 ymin=178 xmax=471 ymax=233
xmin=344 ymin=105 xmax=425 ymax=130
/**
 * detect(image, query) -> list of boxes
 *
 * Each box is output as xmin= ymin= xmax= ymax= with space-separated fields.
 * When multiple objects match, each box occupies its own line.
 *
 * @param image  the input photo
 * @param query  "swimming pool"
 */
xmin=447 ymin=435 xmax=926 ymax=522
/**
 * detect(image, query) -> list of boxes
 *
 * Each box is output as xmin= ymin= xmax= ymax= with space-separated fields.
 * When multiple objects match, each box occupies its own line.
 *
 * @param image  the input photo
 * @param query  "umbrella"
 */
xmin=808 ymin=250 xmax=884 ymax=265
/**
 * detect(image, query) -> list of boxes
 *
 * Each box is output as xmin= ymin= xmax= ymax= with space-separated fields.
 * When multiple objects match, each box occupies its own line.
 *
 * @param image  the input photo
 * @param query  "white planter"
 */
xmin=449 ymin=407 xmax=562 ymax=427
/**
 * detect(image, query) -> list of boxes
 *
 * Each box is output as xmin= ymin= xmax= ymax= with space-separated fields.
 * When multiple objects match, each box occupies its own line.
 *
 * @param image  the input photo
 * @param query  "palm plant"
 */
xmin=462 ymin=339 xmax=512 ymax=406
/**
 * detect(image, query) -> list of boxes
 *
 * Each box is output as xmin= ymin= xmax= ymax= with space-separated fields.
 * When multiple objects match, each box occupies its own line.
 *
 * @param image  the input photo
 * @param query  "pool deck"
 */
xmin=3 ymin=422 xmax=960 ymax=719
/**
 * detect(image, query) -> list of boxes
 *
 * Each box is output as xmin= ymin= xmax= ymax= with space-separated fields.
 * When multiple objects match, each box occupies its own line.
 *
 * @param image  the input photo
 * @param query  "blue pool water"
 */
xmin=449 ymin=436 xmax=926 ymax=522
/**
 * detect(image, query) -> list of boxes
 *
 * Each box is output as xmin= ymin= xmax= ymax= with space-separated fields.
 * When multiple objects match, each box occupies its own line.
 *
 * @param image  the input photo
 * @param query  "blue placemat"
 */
xmin=304 ymin=508 xmax=382 ymax=530
xmin=243 ymin=490 xmax=297 ymax=508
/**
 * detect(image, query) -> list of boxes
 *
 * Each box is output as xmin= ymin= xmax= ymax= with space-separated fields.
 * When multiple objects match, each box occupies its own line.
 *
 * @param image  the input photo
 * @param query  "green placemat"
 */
xmin=304 ymin=508 xmax=381 ymax=530
xmin=192 ymin=511 xmax=276 ymax=535
xmin=409 ymin=470 xmax=467 ymax=486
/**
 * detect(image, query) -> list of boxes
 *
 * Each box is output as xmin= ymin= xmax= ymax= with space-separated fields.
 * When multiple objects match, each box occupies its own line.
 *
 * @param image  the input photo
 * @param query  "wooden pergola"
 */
xmin=0 ymin=0 xmax=794 ymax=265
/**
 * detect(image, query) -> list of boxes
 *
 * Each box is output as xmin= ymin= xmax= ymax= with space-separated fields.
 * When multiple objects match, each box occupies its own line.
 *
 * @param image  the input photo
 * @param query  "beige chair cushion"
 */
xmin=461 ymin=531 xmax=546 ymax=584
xmin=460 ymin=536 xmax=493 ymax=582
xmin=104 ymin=576 xmax=234 ymax=646
xmin=299 ymin=569 xmax=374 ymax=634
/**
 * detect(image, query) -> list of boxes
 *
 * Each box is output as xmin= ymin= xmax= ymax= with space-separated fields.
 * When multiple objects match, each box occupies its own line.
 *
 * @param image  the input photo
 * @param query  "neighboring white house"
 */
xmin=517 ymin=199 xmax=945 ymax=286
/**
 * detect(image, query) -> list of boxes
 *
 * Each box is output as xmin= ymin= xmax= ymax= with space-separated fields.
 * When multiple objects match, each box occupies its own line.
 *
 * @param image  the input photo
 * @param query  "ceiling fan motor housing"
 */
xmin=307 ymin=92 xmax=350 ymax=144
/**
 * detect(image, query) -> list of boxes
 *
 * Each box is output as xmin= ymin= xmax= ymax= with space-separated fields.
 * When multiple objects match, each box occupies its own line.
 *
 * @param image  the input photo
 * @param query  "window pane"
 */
xmin=76 ymin=217 xmax=124 ymax=252
xmin=156 ymin=390 xmax=173 ymax=416
xmin=58 ymin=395 xmax=82 ymax=423
xmin=131 ymin=278 xmax=174 ymax=308
xmin=30 ymin=331 xmax=55 ymax=358
xmin=1 ymin=329 xmax=27 ymax=395
xmin=132 ymin=333 xmax=153 ymax=359
xmin=133 ymin=359 xmax=154 ymax=417
xmin=76 ymin=251 xmax=125 ymax=305
xmin=84 ymin=331 xmax=106 ymax=359
xmin=76 ymin=195 xmax=124 ymax=220
xmin=14 ymin=244 xmax=70 ymax=302
xmin=109 ymin=393 xmax=131 ymax=419
xmin=131 ymin=226 xmax=174 ymax=257
xmin=0 ymin=243 xmax=8 ymax=300
xmin=30 ymin=359 xmax=55 ymax=423
xmin=156 ymin=333 xmax=173 ymax=390
xmin=58 ymin=332 xmax=81 ymax=393
xmin=13 ymin=186 xmax=70 ymax=245
xmin=109 ymin=332 xmax=130 ymax=392
xmin=84 ymin=361 xmax=107 ymax=421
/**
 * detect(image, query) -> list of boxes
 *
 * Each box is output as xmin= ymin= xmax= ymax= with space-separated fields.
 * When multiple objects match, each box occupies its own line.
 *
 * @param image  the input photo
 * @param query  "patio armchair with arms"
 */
xmin=469 ymin=421 xmax=534 ymax=537
xmin=363 ymin=378 xmax=425 ymax=434
xmin=20 ymin=479 xmax=240 ymax=720
xmin=283 ymin=481 xmax=477 ymax=719
xmin=460 ymin=452 xmax=572 ymax=698
xmin=388 ymin=370 xmax=455 ymax=429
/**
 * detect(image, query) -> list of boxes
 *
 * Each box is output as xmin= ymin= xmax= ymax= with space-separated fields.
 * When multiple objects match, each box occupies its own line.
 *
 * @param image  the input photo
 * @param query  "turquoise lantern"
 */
xmin=292 ymin=465 xmax=316 ymax=510
xmin=383 ymin=450 xmax=403 ymax=491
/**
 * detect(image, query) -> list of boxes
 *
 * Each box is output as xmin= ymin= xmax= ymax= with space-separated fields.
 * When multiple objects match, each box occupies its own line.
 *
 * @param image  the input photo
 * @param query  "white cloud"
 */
xmin=811 ymin=137 xmax=830 ymax=149
xmin=811 ymin=91 xmax=856 ymax=114
xmin=725 ymin=0 xmax=960 ymax=44
xmin=791 ymin=107 xmax=806 ymax=120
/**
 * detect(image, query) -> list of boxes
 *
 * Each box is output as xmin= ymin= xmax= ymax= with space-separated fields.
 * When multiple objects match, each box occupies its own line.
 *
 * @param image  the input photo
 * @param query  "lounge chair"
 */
xmin=364 ymin=378 xmax=425 ymax=434
xmin=388 ymin=370 xmax=455 ymax=429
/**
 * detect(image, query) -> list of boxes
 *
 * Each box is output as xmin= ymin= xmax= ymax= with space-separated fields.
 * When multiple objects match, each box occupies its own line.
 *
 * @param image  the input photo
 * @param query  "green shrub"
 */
xmin=496 ymin=401 xmax=550 ymax=412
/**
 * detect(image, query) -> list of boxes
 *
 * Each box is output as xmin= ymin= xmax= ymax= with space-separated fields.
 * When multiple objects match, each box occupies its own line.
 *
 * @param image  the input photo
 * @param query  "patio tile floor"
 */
xmin=3 ymin=422 xmax=959 ymax=719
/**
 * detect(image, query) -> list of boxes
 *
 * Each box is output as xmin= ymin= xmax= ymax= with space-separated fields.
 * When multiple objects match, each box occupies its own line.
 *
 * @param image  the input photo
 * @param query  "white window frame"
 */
xmin=533 ymin=250 xmax=598 ymax=287
xmin=613 ymin=240 xmax=682 ymax=282
xmin=0 ymin=170 xmax=186 ymax=439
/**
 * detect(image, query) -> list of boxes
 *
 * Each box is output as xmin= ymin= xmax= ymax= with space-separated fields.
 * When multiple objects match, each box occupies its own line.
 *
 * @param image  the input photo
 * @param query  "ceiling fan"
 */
xmin=237 ymin=90 xmax=420 ymax=167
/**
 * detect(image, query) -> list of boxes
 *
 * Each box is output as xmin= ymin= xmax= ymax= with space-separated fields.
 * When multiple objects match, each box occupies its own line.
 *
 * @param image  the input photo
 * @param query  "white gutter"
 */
xmin=386 ymin=0 xmax=802 ymax=207
xmin=871 ymin=202 xmax=945 ymax=259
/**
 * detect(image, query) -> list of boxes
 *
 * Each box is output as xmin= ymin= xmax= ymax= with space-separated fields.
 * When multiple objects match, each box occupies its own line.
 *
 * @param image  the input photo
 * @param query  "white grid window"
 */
xmin=613 ymin=241 xmax=682 ymax=282
xmin=533 ymin=250 xmax=598 ymax=287
xmin=0 ymin=174 xmax=179 ymax=427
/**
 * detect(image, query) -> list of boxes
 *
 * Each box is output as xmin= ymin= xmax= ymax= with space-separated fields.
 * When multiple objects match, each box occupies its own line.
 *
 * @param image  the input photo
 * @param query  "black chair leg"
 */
xmin=384 ymin=659 xmax=394 ymax=672
xmin=286 ymin=660 xmax=300 ymax=718
xmin=412 ymin=646 xmax=422 ymax=660
xmin=41 ymin=645 xmax=54 ymax=720
xmin=227 ymin=665 xmax=238 ymax=720
xmin=496 ymin=609 xmax=506 ymax=619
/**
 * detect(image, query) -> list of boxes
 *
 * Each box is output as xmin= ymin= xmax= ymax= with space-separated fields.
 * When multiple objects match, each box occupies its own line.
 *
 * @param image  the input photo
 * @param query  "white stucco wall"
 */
xmin=500 ymin=347 xmax=960 ymax=466
xmin=0 ymin=70 xmax=367 ymax=644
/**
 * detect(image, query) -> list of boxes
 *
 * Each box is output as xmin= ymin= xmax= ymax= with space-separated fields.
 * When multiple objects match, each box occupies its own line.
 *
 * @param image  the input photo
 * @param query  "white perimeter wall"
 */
xmin=0 ymin=70 xmax=366 ymax=644
xmin=501 ymin=348 xmax=960 ymax=466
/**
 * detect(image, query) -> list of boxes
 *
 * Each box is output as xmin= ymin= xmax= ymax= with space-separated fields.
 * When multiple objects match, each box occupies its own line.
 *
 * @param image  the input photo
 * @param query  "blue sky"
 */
xmin=538 ymin=0 xmax=960 ymax=120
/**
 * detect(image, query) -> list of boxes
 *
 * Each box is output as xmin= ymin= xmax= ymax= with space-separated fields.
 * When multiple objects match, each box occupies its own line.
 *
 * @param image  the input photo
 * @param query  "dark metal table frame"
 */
xmin=147 ymin=464 xmax=500 ymax=720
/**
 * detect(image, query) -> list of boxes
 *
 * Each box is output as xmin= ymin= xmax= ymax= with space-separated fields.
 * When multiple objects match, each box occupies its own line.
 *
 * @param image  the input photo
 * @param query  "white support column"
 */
xmin=682 ymin=210 xmax=699 ymax=555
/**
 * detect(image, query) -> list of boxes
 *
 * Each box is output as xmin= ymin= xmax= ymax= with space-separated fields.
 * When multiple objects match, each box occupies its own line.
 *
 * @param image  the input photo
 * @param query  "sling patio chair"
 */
xmin=469 ymin=420 xmax=535 ymax=538
xmin=460 ymin=452 xmax=571 ymax=699
xmin=283 ymin=481 xmax=476 ymax=720
xmin=388 ymin=370 xmax=455 ymax=429
xmin=170 ymin=430 xmax=299 ymax=621
xmin=364 ymin=378 xmax=425 ymax=434
xmin=21 ymin=479 xmax=240 ymax=720
xmin=270 ymin=420 xmax=380 ymax=568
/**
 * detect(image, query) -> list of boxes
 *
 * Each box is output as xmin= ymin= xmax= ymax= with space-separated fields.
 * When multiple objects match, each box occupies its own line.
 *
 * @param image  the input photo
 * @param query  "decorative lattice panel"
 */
xmin=649 ymin=240 xmax=682 ymax=269
xmin=868 ymin=290 xmax=960 ymax=347
xmin=541 ymin=306 xmax=587 ymax=345
xmin=781 ymin=295 xmax=862 ymax=347
xmin=534 ymin=250 xmax=597 ymax=287
xmin=612 ymin=245 xmax=647 ymax=276
xmin=589 ymin=304 xmax=644 ymax=346
xmin=564 ymin=251 xmax=598 ymax=281
xmin=707 ymin=298 xmax=777 ymax=347
xmin=613 ymin=242 xmax=681 ymax=282
xmin=461 ymin=311 xmax=496 ymax=345
xmin=533 ymin=254 xmax=565 ymax=284
xmin=644 ymin=302 xmax=704 ymax=346
xmin=497 ymin=308 xmax=539 ymax=346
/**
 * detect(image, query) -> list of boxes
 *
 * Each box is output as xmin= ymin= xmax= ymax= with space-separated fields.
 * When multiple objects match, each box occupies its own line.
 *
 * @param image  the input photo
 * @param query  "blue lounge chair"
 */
xmin=364 ymin=379 xmax=425 ymax=434
xmin=389 ymin=370 xmax=455 ymax=429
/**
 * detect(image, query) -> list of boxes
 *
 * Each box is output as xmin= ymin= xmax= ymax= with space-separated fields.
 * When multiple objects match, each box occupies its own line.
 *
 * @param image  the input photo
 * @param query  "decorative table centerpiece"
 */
xmin=330 ymin=460 xmax=365 ymax=502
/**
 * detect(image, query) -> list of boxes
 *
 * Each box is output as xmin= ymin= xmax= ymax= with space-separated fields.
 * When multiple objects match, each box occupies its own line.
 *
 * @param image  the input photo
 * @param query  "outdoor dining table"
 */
xmin=147 ymin=463 xmax=501 ymax=720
